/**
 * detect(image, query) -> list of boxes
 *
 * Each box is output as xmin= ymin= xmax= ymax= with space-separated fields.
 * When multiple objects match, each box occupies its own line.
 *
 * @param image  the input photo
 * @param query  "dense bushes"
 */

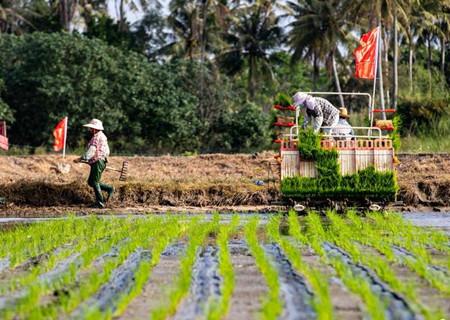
xmin=0 ymin=33 xmax=269 ymax=154
xmin=210 ymin=102 xmax=269 ymax=152
xmin=397 ymin=97 xmax=449 ymax=134
xmin=0 ymin=79 xmax=12 ymax=122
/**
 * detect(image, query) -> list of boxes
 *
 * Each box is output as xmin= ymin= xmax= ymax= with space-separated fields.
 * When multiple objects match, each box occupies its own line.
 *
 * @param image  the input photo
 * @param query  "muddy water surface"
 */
xmin=402 ymin=212 xmax=450 ymax=227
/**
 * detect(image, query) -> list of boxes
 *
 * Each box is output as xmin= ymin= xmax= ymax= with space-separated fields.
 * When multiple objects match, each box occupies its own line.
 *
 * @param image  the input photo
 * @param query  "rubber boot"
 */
xmin=100 ymin=183 xmax=114 ymax=203
xmin=92 ymin=183 xmax=105 ymax=208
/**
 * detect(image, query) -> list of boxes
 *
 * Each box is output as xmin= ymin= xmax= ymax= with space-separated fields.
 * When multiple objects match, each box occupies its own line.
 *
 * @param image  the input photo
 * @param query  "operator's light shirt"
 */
xmin=333 ymin=118 xmax=354 ymax=137
xmin=83 ymin=131 xmax=110 ymax=164
xmin=302 ymin=97 xmax=340 ymax=133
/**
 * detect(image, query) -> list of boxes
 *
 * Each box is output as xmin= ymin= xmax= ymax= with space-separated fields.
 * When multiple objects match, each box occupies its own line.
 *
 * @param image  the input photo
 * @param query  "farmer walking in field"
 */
xmin=293 ymin=92 xmax=340 ymax=134
xmin=74 ymin=119 xmax=114 ymax=208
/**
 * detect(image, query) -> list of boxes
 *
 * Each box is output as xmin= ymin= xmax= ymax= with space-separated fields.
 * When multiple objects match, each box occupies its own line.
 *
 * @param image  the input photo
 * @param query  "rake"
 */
xmin=105 ymin=161 xmax=129 ymax=181
xmin=78 ymin=160 xmax=129 ymax=181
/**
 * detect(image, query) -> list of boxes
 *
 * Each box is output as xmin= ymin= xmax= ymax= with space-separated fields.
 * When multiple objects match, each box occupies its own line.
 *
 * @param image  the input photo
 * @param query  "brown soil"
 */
xmin=357 ymin=243 xmax=450 ymax=317
xmin=300 ymin=247 xmax=365 ymax=320
xmin=397 ymin=153 xmax=450 ymax=207
xmin=225 ymin=253 xmax=268 ymax=320
xmin=391 ymin=263 xmax=450 ymax=316
xmin=0 ymin=153 xmax=448 ymax=210
xmin=117 ymin=255 xmax=181 ymax=320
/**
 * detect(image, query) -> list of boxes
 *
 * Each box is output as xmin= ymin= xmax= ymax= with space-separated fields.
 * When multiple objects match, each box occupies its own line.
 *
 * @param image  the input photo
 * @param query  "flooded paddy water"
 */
xmin=0 ymin=211 xmax=448 ymax=320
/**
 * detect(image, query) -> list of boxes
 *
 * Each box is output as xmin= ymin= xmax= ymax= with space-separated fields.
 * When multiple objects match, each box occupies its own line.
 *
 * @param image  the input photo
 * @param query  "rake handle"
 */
xmin=77 ymin=159 xmax=124 ymax=173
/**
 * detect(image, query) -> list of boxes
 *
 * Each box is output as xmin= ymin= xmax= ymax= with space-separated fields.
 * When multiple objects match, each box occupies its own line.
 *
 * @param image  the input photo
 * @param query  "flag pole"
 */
xmin=63 ymin=116 xmax=68 ymax=158
xmin=377 ymin=24 xmax=386 ymax=120
xmin=371 ymin=26 xmax=380 ymax=128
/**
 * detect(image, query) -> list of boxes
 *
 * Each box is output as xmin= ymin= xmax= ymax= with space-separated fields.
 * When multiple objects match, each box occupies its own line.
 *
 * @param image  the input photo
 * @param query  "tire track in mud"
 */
xmin=264 ymin=243 xmax=316 ymax=320
xmin=172 ymin=245 xmax=221 ymax=320
xmin=322 ymin=242 xmax=418 ymax=320
xmin=71 ymin=248 xmax=151 ymax=318
xmin=117 ymin=242 xmax=185 ymax=320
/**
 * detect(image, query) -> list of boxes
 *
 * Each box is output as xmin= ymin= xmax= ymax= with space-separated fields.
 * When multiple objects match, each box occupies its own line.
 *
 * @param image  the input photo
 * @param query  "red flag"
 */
xmin=353 ymin=27 xmax=379 ymax=79
xmin=53 ymin=117 xmax=67 ymax=152
xmin=0 ymin=121 xmax=8 ymax=151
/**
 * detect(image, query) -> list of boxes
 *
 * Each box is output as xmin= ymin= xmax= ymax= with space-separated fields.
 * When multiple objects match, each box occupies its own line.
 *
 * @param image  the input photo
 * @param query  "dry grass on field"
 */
xmin=0 ymin=153 xmax=280 ymax=207
xmin=1 ymin=153 xmax=450 ymax=208
xmin=0 ymin=153 xmax=279 ymax=186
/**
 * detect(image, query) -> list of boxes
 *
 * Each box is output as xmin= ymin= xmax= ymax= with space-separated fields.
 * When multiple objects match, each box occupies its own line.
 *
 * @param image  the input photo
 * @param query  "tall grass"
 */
xmin=400 ymin=115 xmax=450 ymax=152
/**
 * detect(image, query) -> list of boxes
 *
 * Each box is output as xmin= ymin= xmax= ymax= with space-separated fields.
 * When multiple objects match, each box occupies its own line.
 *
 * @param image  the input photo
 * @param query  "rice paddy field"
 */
xmin=0 ymin=211 xmax=449 ymax=320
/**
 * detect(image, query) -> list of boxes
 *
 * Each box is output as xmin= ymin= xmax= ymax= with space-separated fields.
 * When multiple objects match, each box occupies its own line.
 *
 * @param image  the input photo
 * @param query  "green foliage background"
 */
xmin=0 ymin=0 xmax=450 ymax=154
xmin=0 ymin=33 xmax=268 ymax=154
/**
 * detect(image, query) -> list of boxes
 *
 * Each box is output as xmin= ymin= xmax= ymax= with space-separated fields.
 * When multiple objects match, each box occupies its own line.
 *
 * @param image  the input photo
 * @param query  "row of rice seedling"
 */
xmin=112 ymin=216 xmax=185 ymax=318
xmin=0 ymin=216 xmax=106 ymax=270
xmin=266 ymin=214 xmax=333 ymax=320
xmin=1 ymin=217 xmax=147 ymax=319
xmin=346 ymin=211 xmax=450 ymax=297
xmin=0 ymin=217 xmax=123 ymax=295
xmin=244 ymin=217 xmax=282 ymax=320
xmin=370 ymin=212 xmax=450 ymax=266
xmin=345 ymin=211 xmax=447 ymax=318
xmin=325 ymin=211 xmax=445 ymax=319
xmin=299 ymin=212 xmax=387 ymax=320
xmin=0 ymin=213 xmax=447 ymax=320
xmin=207 ymin=215 xmax=240 ymax=320
xmin=10 ymin=216 xmax=183 ymax=319
xmin=151 ymin=217 xmax=213 ymax=320
xmin=56 ymin=217 xmax=178 ymax=319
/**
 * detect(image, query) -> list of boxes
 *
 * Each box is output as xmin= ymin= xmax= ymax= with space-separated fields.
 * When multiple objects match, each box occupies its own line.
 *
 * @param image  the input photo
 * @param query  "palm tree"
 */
xmin=408 ymin=0 xmax=446 ymax=95
xmin=167 ymin=0 xmax=228 ymax=61
xmin=218 ymin=1 xmax=283 ymax=98
xmin=54 ymin=0 xmax=78 ymax=31
xmin=168 ymin=1 xmax=203 ymax=60
xmin=114 ymin=0 xmax=158 ymax=32
xmin=437 ymin=14 xmax=450 ymax=76
xmin=287 ymin=0 xmax=357 ymax=105
xmin=0 ymin=0 xmax=31 ymax=33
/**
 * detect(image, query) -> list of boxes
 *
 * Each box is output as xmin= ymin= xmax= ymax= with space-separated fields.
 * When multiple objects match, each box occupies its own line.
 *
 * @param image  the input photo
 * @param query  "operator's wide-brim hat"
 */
xmin=83 ymin=119 xmax=104 ymax=131
xmin=339 ymin=107 xmax=350 ymax=118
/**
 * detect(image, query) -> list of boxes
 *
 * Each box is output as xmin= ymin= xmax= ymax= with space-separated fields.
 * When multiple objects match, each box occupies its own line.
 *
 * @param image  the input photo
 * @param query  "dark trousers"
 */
xmin=88 ymin=159 xmax=113 ymax=204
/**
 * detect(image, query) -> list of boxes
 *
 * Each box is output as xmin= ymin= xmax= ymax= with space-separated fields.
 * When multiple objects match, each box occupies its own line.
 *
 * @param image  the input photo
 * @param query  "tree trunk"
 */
xmin=409 ymin=41 xmax=413 ymax=93
xmin=331 ymin=53 xmax=344 ymax=108
xmin=248 ymin=56 xmax=256 ymax=99
xmin=199 ymin=1 xmax=209 ymax=119
xmin=59 ymin=0 xmax=69 ymax=31
xmin=393 ymin=5 xmax=398 ymax=110
xmin=427 ymin=35 xmax=432 ymax=96
xmin=312 ymin=53 xmax=319 ymax=90
xmin=59 ymin=0 xmax=78 ymax=31
xmin=119 ymin=0 xmax=125 ymax=32
xmin=441 ymin=36 xmax=446 ymax=76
